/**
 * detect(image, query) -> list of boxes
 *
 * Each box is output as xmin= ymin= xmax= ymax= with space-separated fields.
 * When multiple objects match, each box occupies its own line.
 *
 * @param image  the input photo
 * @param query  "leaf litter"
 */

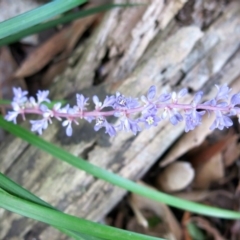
xmin=106 ymin=117 xmax=240 ymax=239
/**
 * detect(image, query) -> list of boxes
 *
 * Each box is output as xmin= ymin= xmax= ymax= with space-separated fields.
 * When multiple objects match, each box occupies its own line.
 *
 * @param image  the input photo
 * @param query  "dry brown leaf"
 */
xmin=173 ymin=190 xmax=210 ymax=202
xmin=157 ymin=161 xmax=195 ymax=192
xmin=189 ymin=132 xmax=235 ymax=167
xmin=14 ymin=28 xmax=70 ymax=78
xmin=129 ymin=182 xmax=182 ymax=240
xmin=40 ymin=13 xmax=102 ymax=88
xmin=181 ymin=212 xmax=193 ymax=240
xmin=14 ymin=6 xmax=102 ymax=79
xmin=190 ymin=217 xmax=226 ymax=240
xmin=193 ymin=153 xmax=224 ymax=189
xmin=0 ymin=47 xmax=26 ymax=99
xmin=160 ymin=114 xmax=214 ymax=167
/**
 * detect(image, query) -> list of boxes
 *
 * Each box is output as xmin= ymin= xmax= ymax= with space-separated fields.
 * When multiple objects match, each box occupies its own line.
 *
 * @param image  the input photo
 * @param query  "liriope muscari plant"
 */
xmin=4 ymin=84 xmax=240 ymax=136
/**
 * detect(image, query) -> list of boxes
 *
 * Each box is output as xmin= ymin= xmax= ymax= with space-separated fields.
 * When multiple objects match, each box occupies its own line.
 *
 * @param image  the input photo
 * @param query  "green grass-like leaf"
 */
xmin=0 ymin=0 xmax=86 ymax=39
xmin=0 ymin=172 xmax=114 ymax=240
xmin=0 ymin=4 xmax=141 ymax=46
xmin=187 ymin=222 xmax=206 ymax=240
xmin=0 ymin=188 xmax=162 ymax=240
xmin=1 ymin=117 xmax=240 ymax=219
xmin=0 ymin=99 xmax=10 ymax=105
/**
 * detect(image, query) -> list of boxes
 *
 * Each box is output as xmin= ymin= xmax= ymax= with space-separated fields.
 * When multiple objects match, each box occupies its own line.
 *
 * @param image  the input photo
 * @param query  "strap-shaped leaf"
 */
xmin=1 ymin=117 xmax=240 ymax=219
xmin=0 ymin=3 xmax=142 ymax=46
xmin=0 ymin=0 xmax=86 ymax=39
xmin=0 ymin=188 xmax=161 ymax=240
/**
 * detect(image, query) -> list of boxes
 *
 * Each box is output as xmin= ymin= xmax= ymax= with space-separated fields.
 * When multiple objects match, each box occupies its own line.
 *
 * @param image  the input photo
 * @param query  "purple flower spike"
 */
xmin=4 ymin=84 xmax=240 ymax=137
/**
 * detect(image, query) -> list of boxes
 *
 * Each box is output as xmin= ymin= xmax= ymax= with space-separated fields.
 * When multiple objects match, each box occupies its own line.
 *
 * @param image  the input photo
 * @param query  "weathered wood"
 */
xmin=1 ymin=0 xmax=240 ymax=239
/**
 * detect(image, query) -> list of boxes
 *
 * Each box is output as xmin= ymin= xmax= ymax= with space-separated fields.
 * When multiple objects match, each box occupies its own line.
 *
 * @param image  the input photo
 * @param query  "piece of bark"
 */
xmin=1 ymin=1 xmax=240 ymax=240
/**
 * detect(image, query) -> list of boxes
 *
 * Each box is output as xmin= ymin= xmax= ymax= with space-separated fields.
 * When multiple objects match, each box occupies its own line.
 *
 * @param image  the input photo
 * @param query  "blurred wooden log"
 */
xmin=1 ymin=0 xmax=240 ymax=239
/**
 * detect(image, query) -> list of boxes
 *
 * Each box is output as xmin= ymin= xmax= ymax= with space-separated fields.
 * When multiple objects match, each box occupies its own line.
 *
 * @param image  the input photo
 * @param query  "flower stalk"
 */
xmin=3 ymin=85 xmax=240 ymax=136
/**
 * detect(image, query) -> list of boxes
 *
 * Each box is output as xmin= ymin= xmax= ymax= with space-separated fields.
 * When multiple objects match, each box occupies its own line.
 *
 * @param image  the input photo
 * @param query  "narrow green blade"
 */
xmin=0 ymin=173 xmax=99 ymax=240
xmin=0 ymin=4 xmax=141 ymax=46
xmin=0 ymin=188 xmax=162 ymax=240
xmin=1 ymin=117 xmax=240 ymax=219
xmin=0 ymin=0 xmax=86 ymax=39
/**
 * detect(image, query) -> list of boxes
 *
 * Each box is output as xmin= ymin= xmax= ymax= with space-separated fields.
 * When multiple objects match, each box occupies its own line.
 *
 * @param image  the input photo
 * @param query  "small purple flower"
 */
xmin=102 ymin=95 xmax=116 ymax=108
xmin=141 ymin=113 xmax=161 ymax=128
xmin=142 ymin=103 xmax=158 ymax=115
xmin=61 ymin=105 xmax=79 ymax=136
xmin=147 ymin=86 xmax=156 ymax=100
xmin=76 ymin=94 xmax=89 ymax=111
xmin=62 ymin=119 xmax=74 ymax=136
xmin=229 ymin=93 xmax=240 ymax=117
xmin=39 ymin=105 xmax=53 ymax=120
xmin=93 ymin=95 xmax=102 ymax=109
xmin=178 ymin=88 xmax=188 ymax=98
xmin=203 ymin=98 xmax=216 ymax=107
xmin=4 ymin=101 xmax=22 ymax=123
xmin=171 ymin=88 xmax=188 ymax=103
xmin=37 ymin=90 xmax=50 ymax=104
xmin=192 ymin=91 xmax=204 ymax=106
xmin=184 ymin=110 xmax=205 ymax=132
xmin=115 ymin=118 xmax=141 ymax=135
xmin=210 ymin=110 xmax=233 ymax=130
xmin=94 ymin=117 xmax=116 ymax=136
xmin=5 ymin=111 xmax=19 ymax=124
xmin=92 ymin=95 xmax=115 ymax=110
xmin=30 ymin=119 xmax=49 ymax=135
xmin=13 ymin=87 xmax=28 ymax=103
xmin=158 ymin=93 xmax=171 ymax=102
xmin=231 ymin=93 xmax=240 ymax=106
xmin=215 ymin=84 xmax=231 ymax=101
xmin=141 ymin=86 xmax=156 ymax=104
xmin=169 ymin=111 xmax=183 ymax=125
xmin=113 ymin=92 xmax=139 ymax=110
